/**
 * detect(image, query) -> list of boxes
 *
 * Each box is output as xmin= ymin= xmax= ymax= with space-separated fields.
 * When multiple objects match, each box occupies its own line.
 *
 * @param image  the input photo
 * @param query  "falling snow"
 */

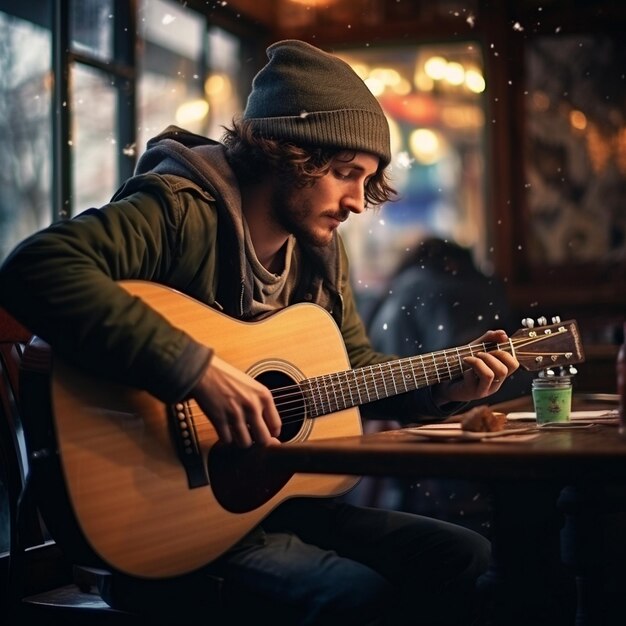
xmin=396 ymin=151 xmax=414 ymax=169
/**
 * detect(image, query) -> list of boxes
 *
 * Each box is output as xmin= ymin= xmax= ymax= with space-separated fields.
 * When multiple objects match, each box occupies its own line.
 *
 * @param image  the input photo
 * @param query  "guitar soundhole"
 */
xmin=255 ymin=370 xmax=305 ymax=442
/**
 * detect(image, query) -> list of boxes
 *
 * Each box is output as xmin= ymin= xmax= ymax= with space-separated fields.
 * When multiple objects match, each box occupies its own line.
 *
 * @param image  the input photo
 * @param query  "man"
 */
xmin=0 ymin=40 xmax=518 ymax=625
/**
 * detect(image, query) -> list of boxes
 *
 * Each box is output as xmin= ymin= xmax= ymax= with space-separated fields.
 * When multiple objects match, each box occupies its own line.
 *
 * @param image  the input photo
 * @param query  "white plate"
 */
xmin=537 ymin=422 xmax=597 ymax=430
xmin=406 ymin=426 xmax=537 ymax=442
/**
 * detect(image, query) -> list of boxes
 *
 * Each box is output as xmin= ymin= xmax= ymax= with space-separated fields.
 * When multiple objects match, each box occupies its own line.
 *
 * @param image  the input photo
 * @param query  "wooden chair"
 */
xmin=0 ymin=307 xmax=226 ymax=625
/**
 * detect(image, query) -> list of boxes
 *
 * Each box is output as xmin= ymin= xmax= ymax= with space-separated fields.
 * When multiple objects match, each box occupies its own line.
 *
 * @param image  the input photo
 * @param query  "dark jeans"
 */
xmin=101 ymin=498 xmax=490 ymax=625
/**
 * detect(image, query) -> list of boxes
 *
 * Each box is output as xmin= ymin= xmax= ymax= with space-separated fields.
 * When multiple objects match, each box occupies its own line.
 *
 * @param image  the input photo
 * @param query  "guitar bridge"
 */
xmin=169 ymin=401 xmax=210 ymax=489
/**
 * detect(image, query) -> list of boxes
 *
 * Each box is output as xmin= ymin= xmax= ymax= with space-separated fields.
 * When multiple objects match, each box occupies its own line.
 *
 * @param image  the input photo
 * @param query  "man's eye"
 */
xmin=334 ymin=170 xmax=351 ymax=180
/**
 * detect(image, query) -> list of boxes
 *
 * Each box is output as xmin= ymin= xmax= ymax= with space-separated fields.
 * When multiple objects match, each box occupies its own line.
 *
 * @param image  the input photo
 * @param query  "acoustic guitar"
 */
xmin=27 ymin=281 xmax=585 ymax=578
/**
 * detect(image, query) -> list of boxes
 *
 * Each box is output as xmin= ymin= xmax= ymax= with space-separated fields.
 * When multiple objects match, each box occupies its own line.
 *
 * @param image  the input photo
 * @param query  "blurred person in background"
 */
xmin=363 ymin=237 xmax=531 ymax=530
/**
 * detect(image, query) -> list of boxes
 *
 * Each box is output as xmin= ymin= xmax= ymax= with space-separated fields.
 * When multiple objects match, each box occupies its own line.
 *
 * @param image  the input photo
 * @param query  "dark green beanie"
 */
xmin=243 ymin=40 xmax=391 ymax=167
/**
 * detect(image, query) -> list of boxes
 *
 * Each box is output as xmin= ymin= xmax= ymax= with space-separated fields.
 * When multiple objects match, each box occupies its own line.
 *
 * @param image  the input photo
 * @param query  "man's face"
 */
xmin=271 ymin=151 xmax=380 ymax=247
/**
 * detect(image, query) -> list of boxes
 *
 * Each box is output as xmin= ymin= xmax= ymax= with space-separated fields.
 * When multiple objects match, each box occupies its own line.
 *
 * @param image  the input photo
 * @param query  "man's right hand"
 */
xmin=192 ymin=355 xmax=282 ymax=448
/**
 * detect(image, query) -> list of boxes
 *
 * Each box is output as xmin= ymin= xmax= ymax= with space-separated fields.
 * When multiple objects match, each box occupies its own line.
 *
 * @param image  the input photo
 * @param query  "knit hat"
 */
xmin=243 ymin=40 xmax=391 ymax=167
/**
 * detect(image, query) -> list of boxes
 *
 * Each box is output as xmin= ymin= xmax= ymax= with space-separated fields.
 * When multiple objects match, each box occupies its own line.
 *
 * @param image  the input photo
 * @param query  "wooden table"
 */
xmin=265 ymin=394 xmax=625 ymax=626
xmin=267 ymin=394 xmax=622 ymax=480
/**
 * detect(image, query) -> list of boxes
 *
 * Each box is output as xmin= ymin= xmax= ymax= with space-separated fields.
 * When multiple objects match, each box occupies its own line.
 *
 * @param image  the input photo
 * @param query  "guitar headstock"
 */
xmin=510 ymin=317 xmax=585 ymax=372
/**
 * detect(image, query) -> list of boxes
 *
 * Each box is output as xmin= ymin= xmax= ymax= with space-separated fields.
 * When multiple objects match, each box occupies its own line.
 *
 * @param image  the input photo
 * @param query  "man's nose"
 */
xmin=342 ymin=185 xmax=366 ymax=214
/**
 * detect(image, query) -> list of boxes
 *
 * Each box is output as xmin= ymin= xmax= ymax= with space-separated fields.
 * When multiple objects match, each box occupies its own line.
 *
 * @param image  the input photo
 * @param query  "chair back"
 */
xmin=0 ymin=309 xmax=52 ymax=613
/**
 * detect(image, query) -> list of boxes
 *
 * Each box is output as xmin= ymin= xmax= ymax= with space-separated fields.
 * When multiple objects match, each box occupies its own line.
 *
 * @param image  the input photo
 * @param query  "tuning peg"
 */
xmin=551 ymin=366 xmax=577 ymax=378
xmin=537 ymin=367 xmax=554 ymax=377
xmin=522 ymin=318 xmax=535 ymax=328
xmin=551 ymin=316 xmax=561 ymax=324
xmin=537 ymin=316 xmax=548 ymax=326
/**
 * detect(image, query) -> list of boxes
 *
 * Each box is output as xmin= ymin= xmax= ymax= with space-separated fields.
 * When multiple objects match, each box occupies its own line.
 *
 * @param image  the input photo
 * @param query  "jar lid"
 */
xmin=532 ymin=376 xmax=572 ymax=388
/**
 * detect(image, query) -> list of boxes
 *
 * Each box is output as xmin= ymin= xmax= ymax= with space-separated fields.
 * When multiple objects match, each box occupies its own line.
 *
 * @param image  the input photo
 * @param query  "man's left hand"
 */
xmin=432 ymin=329 xmax=519 ymax=404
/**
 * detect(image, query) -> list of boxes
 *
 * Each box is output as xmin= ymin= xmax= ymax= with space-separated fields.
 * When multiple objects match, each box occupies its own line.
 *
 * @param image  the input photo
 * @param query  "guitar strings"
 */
xmin=188 ymin=331 xmax=571 ymax=430
xmin=270 ymin=332 xmax=564 ymax=417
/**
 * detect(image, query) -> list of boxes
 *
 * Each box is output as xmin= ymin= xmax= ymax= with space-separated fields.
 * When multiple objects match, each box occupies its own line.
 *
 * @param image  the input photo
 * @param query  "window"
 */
xmin=205 ymin=27 xmax=244 ymax=140
xmin=0 ymin=0 xmax=251 ymax=265
xmin=71 ymin=63 xmax=119 ymax=210
xmin=69 ymin=0 xmax=134 ymax=211
xmin=137 ymin=0 xmax=205 ymax=151
xmin=70 ymin=0 xmax=114 ymax=61
xmin=137 ymin=1 xmax=246 ymax=152
xmin=0 ymin=2 xmax=52 ymax=262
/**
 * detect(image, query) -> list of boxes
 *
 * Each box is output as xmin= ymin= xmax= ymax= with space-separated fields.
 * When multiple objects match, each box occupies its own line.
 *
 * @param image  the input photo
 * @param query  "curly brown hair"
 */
xmin=221 ymin=119 xmax=396 ymax=208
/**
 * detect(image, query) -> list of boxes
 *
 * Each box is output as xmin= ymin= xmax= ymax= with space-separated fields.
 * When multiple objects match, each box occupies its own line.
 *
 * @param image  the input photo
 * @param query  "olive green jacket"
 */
xmin=0 ymin=126 xmax=447 ymax=421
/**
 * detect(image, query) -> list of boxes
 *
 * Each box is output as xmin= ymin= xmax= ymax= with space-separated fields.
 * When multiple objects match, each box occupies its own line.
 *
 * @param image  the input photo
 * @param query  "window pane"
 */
xmin=71 ymin=63 xmax=117 ymax=210
xmin=335 ymin=43 xmax=487 ymax=315
xmin=137 ymin=0 xmax=205 ymax=152
xmin=70 ymin=0 xmax=114 ymax=62
xmin=205 ymin=27 xmax=244 ymax=140
xmin=0 ymin=6 xmax=52 ymax=263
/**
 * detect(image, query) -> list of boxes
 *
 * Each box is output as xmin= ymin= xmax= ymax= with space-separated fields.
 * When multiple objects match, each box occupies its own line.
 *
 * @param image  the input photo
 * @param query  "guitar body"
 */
xmin=50 ymin=281 xmax=361 ymax=578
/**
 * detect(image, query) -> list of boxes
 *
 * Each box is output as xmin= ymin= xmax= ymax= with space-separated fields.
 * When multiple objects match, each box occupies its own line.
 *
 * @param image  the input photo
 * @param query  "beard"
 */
xmin=270 ymin=180 xmax=347 ymax=248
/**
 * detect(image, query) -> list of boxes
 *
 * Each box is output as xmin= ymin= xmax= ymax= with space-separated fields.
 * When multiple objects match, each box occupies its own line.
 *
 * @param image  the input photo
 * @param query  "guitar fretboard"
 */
xmin=288 ymin=340 xmax=501 ymax=418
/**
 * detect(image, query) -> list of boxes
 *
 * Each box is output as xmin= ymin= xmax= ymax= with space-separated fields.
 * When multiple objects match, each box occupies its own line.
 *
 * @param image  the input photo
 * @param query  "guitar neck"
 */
xmin=290 ymin=340 xmax=505 ymax=418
